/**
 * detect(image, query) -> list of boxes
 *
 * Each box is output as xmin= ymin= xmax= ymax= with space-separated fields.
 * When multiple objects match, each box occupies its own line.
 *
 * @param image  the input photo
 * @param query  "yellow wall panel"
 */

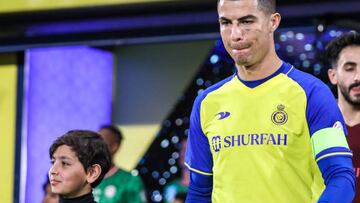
xmin=114 ymin=124 xmax=158 ymax=171
xmin=1 ymin=0 xmax=174 ymax=13
xmin=0 ymin=54 xmax=17 ymax=203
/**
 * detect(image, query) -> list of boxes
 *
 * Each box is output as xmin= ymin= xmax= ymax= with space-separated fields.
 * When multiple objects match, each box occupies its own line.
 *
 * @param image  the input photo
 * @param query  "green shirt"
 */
xmin=93 ymin=169 xmax=147 ymax=203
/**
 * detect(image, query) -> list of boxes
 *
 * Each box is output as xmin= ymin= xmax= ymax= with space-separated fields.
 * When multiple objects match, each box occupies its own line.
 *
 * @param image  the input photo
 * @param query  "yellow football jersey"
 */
xmin=185 ymin=62 xmax=351 ymax=203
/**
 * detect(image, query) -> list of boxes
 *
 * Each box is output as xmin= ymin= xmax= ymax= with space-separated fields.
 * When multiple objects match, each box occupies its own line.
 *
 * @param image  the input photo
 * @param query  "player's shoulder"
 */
xmin=115 ymin=168 xmax=142 ymax=182
xmin=113 ymin=168 xmax=130 ymax=177
xmin=194 ymin=75 xmax=234 ymax=105
xmin=286 ymin=66 xmax=330 ymax=94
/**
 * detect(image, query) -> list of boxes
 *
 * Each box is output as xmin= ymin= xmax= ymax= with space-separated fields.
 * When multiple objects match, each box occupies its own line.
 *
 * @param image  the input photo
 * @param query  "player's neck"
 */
xmin=104 ymin=165 xmax=119 ymax=178
xmin=338 ymin=95 xmax=360 ymax=127
xmin=236 ymin=51 xmax=282 ymax=81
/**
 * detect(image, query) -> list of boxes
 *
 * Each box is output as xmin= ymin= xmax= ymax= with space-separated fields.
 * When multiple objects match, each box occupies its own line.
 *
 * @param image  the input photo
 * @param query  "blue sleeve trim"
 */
xmin=317 ymin=156 xmax=355 ymax=203
xmin=315 ymin=147 xmax=352 ymax=160
xmin=185 ymin=171 xmax=212 ymax=203
xmin=287 ymin=68 xmax=348 ymax=137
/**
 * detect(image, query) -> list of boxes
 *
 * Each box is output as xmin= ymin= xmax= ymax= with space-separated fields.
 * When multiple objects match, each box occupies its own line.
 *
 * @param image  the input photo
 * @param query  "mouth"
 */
xmin=231 ymin=43 xmax=251 ymax=54
xmin=233 ymin=47 xmax=249 ymax=52
xmin=350 ymin=83 xmax=360 ymax=94
xmin=232 ymin=44 xmax=250 ymax=50
xmin=232 ymin=47 xmax=250 ymax=55
xmin=50 ymin=179 xmax=61 ymax=185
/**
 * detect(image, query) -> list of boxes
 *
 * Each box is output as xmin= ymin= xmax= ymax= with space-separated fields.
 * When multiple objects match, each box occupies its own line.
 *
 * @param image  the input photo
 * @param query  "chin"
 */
xmin=233 ymin=54 xmax=253 ymax=64
xmin=52 ymin=187 xmax=69 ymax=196
xmin=51 ymin=188 xmax=62 ymax=195
xmin=233 ymin=56 xmax=247 ymax=63
xmin=235 ymin=59 xmax=253 ymax=67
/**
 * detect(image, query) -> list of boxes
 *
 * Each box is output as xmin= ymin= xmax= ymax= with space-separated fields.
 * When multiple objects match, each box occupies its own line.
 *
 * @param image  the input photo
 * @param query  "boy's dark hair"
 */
xmin=218 ymin=0 xmax=276 ymax=15
xmin=49 ymin=130 xmax=111 ymax=187
xmin=99 ymin=125 xmax=123 ymax=145
xmin=326 ymin=32 xmax=360 ymax=68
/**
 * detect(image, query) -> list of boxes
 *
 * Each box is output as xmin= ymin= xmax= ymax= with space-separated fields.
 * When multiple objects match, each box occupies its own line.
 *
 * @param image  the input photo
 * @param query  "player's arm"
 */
xmin=186 ymin=171 xmax=212 ymax=203
xmin=311 ymin=128 xmax=355 ymax=203
xmin=184 ymin=96 xmax=213 ymax=203
xmin=305 ymin=81 xmax=355 ymax=203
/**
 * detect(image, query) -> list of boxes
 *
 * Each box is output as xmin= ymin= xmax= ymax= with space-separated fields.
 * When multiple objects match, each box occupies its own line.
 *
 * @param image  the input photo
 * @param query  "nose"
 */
xmin=355 ymin=67 xmax=360 ymax=82
xmin=49 ymin=163 xmax=59 ymax=176
xmin=231 ymin=24 xmax=244 ymax=42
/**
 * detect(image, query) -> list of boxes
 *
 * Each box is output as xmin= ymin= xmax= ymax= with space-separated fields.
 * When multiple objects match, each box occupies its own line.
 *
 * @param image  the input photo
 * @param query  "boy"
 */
xmin=49 ymin=130 xmax=111 ymax=203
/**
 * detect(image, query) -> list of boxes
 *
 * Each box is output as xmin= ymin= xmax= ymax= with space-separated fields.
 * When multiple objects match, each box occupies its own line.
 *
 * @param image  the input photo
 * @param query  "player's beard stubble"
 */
xmin=340 ymin=81 xmax=360 ymax=107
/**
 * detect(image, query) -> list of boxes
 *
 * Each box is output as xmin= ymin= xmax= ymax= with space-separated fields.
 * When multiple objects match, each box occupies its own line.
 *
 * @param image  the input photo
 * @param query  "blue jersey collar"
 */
xmin=236 ymin=62 xmax=293 ymax=88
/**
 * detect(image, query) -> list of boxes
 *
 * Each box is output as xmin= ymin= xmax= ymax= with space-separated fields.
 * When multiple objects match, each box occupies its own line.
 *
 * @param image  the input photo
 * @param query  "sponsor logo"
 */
xmin=216 ymin=112 xmax=231 ymax=120
xmin=212 ymin=136 xmax=221 ymax=152
xmin=211 ymin=133 xmax=287 ymax=153
xmin=271 ymin=104 xmax=288 ymax=125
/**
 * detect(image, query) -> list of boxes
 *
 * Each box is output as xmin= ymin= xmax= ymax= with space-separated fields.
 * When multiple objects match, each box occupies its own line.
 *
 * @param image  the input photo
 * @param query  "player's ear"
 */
xmin=328 ymin=68 xmax=338 ymax=85
xmin=86 ymin=164 xmax=101 ymax=184
xmin=269 ymin=13 xmax=281 ymax=33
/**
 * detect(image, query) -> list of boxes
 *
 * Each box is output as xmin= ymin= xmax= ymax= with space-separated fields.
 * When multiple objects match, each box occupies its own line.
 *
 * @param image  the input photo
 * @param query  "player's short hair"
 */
xmin=326 ymin=32 xmax=360 ymax=68
xmin=218 ymin=0 xmax=276 ymax=15
xmin=99 ymin=125 xmax=123 ymax=145
xmin=49 ymin=130 xmax=111 ymax=187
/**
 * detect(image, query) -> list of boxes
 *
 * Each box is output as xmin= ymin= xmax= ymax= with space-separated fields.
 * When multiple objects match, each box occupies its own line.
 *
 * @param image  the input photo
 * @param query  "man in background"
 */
xmin=93 ymin=125 xmax=147 ymax=203
xmin=326 ymin=32 xmax=360 ymax=202
xmin=163 ymin=138 xmax=189 ymax=203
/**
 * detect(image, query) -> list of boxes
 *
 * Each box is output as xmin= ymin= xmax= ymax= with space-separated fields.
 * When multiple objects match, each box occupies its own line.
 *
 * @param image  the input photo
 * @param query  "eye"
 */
xmin=50 ymin=160 xmax=55 ymax=165
xmin=343 ymin=62 xmax=356 ymax=71
xmin=242 ymin=20 xmax=253 ymax=25
xmin=62 ymin=161 xmax=70 ymax=166
xmin=345 ymin=67 xmax=355 ymax=71
xmin=219 ymin=20 xmax=230 ymax=26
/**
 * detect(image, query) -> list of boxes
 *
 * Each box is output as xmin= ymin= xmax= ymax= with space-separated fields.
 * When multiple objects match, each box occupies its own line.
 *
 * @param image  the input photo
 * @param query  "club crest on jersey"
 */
xmin=212 ymin=136 xmax=221 ymax=152
xmin=271 ymin=104 xmax=288 ymax=125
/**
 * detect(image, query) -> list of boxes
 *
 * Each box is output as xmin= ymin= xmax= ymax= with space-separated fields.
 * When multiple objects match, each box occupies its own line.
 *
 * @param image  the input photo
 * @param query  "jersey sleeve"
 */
xmin=290 ymin=70 xmax=355 ymax=201
xmin=184 ymin=95 xmax=213 ymax=176
xmin=306 ymin=80 xmax=352 ymax=161
xmin=317 ymin=156 xmax=355 ymax=202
